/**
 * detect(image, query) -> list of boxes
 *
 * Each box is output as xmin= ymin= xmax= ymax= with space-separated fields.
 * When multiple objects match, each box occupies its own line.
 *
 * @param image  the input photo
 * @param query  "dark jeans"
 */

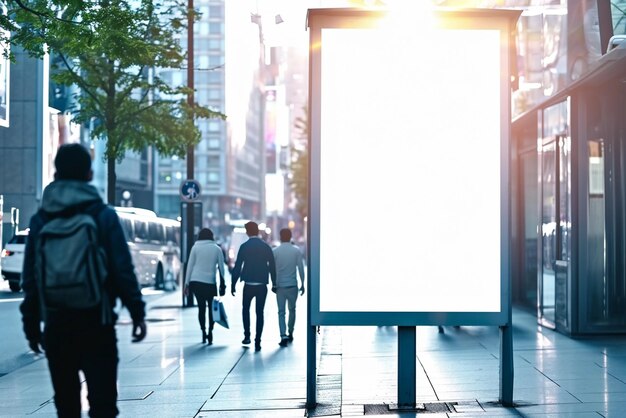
xmin=242 ymin=284 xmax=268 ymax=342
xmin=189 ymin=281 xmax=218 ymax=331
xmin=44 ymin=318 xmax=118 ymax=418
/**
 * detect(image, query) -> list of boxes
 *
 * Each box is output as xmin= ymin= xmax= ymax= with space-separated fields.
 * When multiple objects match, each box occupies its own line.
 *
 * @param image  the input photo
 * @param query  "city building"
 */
xmin=0 ymin=49 xmax=51 ymax=244
xmin=154 ymin=0 xmax=266 ymax=240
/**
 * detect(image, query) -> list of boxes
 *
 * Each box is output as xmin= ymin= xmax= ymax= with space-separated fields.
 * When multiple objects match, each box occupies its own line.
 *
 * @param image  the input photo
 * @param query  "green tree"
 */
xmin=0 ymin=0 xmax=225 ymax=203
xmin=289 ymin=109 xmax=308 ymax=219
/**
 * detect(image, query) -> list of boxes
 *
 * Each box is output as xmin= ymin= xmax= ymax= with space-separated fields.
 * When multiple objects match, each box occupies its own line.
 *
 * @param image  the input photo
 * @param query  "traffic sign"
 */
xmin=180 ymin=179 xmax=201 ymax=202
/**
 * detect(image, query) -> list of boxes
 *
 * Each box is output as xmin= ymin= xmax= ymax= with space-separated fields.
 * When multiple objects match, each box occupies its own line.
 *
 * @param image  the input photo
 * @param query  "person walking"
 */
xmin=273 ymin=228 xmax=305 ymax=347
xmin=184 ymin=228 xmax=226 ymax=345
xmin=20 ymin=143 xmax=147 ymax=417
xmin=231 ymin=221 xmax=276 ymax=352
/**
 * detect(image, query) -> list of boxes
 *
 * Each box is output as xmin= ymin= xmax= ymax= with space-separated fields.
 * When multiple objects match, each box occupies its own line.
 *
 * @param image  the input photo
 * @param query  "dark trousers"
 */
xmin=242 ymin=284 xmax=268 ymax=342
xmin=189 ymin=281 xmax=217 ymax=331
xmin=44 ymin=321 xmax=118 ymax=418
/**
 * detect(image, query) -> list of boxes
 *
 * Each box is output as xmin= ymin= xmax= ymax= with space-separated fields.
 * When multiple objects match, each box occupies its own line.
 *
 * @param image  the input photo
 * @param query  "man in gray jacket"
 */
xmin=272 ymin=228 xmax=305 ymax=347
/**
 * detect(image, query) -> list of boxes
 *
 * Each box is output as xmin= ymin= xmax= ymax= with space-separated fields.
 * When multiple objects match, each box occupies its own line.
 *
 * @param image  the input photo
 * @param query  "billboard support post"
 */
xmin=306 ymin=240 xmax=316 ymax=409
xmin=499 ymin=324 xmax=514 ymax=406
xmin=397 ymin=326 xmax=416 ymax=408
xmin=306 ymin=324 xmax=316 ymax=408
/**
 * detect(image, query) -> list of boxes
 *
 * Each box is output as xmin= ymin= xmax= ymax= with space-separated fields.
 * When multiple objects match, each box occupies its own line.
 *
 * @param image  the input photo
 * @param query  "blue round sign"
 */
xmin=180 ymin=179 xmax=201 ymax=202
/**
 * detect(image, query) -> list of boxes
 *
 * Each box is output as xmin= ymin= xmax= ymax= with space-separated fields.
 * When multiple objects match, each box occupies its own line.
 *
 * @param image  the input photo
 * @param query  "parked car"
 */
xmin=1 ymin=230 xmax=28 ymax=292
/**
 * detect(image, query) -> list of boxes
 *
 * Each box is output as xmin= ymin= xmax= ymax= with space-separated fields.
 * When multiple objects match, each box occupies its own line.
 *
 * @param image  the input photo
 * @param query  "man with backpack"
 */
xmin=20 ymin=143 xmax=147 ymax=417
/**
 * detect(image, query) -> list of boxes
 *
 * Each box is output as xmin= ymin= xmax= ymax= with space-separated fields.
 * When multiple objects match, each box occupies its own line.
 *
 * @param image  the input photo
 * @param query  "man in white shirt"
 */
xmin=272 ymin=228 xmax=305 ymax=347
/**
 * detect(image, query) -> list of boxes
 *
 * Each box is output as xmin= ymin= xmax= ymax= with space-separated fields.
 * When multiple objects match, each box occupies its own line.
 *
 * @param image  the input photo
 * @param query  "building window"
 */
xmin=208 ymin=89 xmax=222 ymax=100
xmin=209 ymin=55 xmax=223 ymax=67
xmin=209 ymin=39 xmax=223 ymax=51
xmin=209 ymin=22 xmax=223 ymax=34
xmin=196 ymin=72 xmax=210 ymax=85
xmin=208 ymin=71 xmax=222 ymax=83
xmin=209 ymin=5 xmax=223 ymax=18
xmin=208 ymin=172 xmax=220 ymax=183
xmin=159 ymin=172 xmax=172 ymax=184
xmin=195 ymin=39 xmax=209 ymax=51
xmin=209 ymin=121 xmax=221 ymax=132
xmin=207 ymin=155 xmax=220 ymax=166
xmin=208 ymin=138 xmax=220 ymax=149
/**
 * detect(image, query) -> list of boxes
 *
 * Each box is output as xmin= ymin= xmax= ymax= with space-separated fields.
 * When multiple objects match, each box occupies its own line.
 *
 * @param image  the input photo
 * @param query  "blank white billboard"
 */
xmin=319 ymin=27 xmax=501 ymax=313
xmin=309 ymin=9 xmax=517 ymax=324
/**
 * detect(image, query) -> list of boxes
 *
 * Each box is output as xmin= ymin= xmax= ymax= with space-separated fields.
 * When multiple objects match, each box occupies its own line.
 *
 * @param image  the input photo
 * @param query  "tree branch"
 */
xmin=13 ymin=0 xmax=85 ymax=25
xmin=58 ymin=53 xmax=102 ymax=106
xmin=118 ymin=99 xmax=172 ymax=122
xmin=115 ymin=65 xmax=147 ymax=108
xmin=57 ymin=53 xmax=104 ymax=111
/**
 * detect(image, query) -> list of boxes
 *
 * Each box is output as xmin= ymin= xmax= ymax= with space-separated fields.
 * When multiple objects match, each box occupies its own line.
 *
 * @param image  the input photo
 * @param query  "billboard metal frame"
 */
xmin=308 ymin=7 xmax=519 ymax=327
xmin=306 ymin=7 xmax=521 ymax=409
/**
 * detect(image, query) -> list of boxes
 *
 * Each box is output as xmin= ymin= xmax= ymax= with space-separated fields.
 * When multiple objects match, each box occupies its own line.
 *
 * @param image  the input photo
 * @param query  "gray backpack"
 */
xmin=36 ymin=206 xmax=109 ymax=316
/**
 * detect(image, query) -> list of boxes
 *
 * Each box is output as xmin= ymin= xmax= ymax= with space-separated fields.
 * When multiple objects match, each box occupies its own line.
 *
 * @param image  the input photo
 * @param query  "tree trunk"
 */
xmin=107 ymin=157 xmax=116 ymax=205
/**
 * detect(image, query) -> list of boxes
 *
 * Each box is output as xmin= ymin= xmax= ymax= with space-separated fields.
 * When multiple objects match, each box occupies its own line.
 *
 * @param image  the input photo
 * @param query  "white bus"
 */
xmin=115 ymin=207 xmax=181 ymax=289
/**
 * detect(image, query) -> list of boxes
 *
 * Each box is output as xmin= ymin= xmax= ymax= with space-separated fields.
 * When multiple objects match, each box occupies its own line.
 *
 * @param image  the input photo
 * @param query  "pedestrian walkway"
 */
xmin=2 ymin=289 xmax=626 ymax=417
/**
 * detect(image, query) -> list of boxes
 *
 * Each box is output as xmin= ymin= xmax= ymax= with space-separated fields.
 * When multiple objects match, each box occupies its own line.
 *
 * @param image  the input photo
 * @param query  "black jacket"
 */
xmin=20 ymin=180 xmax=145 ymax=339
xmin=231 ymin=236 xmax=277 ymax=287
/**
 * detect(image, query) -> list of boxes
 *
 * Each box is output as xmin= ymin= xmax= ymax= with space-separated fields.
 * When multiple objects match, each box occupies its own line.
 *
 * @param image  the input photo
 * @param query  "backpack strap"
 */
xmin=82 ymin=202 xmax=113 ymax=326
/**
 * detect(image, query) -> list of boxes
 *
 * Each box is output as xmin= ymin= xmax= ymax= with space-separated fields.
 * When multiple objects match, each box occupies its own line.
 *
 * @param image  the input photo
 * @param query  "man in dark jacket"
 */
xmin=20 ymin=143 xmax=147 ymax=417
xmin=231 ymin=221 xmax=276 ymax=351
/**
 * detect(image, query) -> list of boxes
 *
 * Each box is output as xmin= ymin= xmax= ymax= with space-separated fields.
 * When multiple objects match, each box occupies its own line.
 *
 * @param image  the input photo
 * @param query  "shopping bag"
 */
xmin=212 ymin=298 xmax=229 ymax=329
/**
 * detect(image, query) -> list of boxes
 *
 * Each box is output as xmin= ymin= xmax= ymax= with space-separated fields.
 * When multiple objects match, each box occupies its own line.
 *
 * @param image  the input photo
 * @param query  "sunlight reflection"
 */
xmin=160 ymin=357 xmax=177 ymax=369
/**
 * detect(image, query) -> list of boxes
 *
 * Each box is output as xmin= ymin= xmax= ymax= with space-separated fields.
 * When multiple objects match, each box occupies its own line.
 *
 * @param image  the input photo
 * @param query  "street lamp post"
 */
xmin=251 ymin=13 xmax=267 ymax=221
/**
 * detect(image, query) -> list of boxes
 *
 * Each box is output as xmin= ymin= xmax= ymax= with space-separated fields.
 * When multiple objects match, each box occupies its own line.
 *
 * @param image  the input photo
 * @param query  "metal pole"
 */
xmin=499 ymin=324 xmax=514 ymax=406
xmin=306 ymin=279 xmax=316 ymax=406
xmin=184 ymin=0 xmax=195 ymax=307
xmin=397 ymin=326 xmax=416 ymax=408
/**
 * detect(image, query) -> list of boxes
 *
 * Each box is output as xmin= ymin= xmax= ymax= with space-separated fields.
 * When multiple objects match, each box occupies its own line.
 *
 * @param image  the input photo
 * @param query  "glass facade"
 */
xmin=538 ymin=100 xmax=571 ymax=329
xmin=512 ymin=34 xmax=626 ymax=334
xmin=582 ymin=88 xmax=626 ymax=331
xmin=519 ymin=143 xmax=539 ymax=311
